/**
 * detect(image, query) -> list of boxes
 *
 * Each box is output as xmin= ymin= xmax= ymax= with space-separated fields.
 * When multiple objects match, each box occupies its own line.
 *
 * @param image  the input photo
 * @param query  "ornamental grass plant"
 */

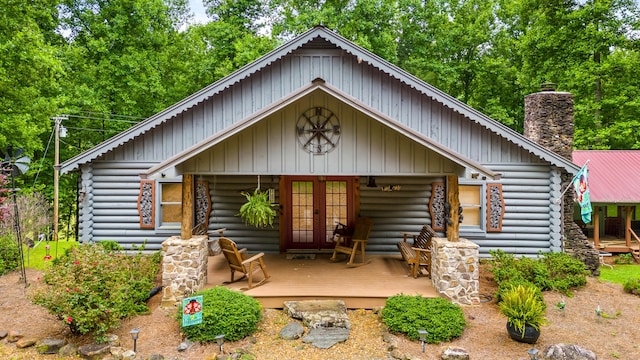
xmin=498 ymin=284 xmax=546 ymax=335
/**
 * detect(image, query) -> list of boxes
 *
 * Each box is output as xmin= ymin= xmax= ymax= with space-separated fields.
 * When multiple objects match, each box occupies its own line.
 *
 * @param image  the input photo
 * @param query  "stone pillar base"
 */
xmin=431 ymin=237 xmax=480 ymax=305
xmin=160 ymin=235 xmax=208 ymax=307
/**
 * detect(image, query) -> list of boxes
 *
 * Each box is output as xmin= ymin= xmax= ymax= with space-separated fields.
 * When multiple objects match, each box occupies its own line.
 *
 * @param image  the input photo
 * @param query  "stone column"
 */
xmin=524 ymin=88 xmax=600 ymax=275
xmin=160 ymin=235 xmax=209 ymax=307
xmin=431 ymin=237 xmax=480 ymax=306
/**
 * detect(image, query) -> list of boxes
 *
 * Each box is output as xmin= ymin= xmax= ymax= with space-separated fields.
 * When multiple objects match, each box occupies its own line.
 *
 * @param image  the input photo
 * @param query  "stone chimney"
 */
xmin=524 ymin=85 xmax=600 ymax=275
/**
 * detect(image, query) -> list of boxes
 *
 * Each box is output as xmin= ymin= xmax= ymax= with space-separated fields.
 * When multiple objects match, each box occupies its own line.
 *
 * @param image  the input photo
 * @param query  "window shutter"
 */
xmin=429 ymin=182 xmax=446 ymax=231
xmin=138 ymin=179 xmax=155 ymax=229
xmin=487 ymin=183 xmax=504 ymax=232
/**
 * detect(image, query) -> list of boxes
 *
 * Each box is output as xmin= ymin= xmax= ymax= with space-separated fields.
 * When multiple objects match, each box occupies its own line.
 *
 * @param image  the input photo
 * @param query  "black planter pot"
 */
xmin=506 ymin=322 xmax=540 ymax=344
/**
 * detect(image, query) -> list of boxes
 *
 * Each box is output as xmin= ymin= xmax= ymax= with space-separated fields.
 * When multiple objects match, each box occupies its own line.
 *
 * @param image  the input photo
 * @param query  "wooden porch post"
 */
xmin=625 ymin=206 xmax=632 ymax=248
xmin=446 ymin=175 xmax=460 ymax=242
xmin=181 ymin=174 xmax=194 ymax=239
xmin=593 ymin=206 xmax=600 ymax=248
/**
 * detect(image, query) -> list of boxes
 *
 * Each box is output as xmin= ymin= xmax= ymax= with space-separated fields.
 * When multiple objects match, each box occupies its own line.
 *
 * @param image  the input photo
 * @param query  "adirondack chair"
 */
xmin=397 ymin=224 xmax=437 ymax=278
xmin=218 ymin=237 xmax=270 ymax=289
xmin=329 ymin=217 xmax=373 ymax=267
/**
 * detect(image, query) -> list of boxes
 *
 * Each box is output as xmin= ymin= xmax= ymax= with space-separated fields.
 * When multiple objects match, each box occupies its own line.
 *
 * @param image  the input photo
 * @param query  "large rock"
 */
xmin=441 ymin=346 xmax=470 ymax=360
xmin=36 ymin=338 xmax=67 ymax=354
xmin=542 ymin=343 xmax=597 ymax=360
xmin=283 ymin=300 xmax=350 ymax=329
xmin=279 ymin=322 xmax=305 ymax=340
xmin=301 ymin=327 xmax=350 ymax=349
xmin=6 ymin=330 xmax=23 ymax=342
xmin=16 ymin=337 xmax=37 ymax=348
xmin=78 ymin=343 xmax=111 ymax=360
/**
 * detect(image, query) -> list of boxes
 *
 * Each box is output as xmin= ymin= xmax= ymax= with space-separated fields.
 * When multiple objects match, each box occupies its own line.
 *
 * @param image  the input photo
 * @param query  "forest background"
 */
xmin=1 ymin=0 xmax=639 ymax=239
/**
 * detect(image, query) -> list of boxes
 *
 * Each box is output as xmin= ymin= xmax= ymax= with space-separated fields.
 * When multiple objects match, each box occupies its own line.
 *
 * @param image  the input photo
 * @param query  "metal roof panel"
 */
xmin=572 ymin=150 xmax=640 ymax=203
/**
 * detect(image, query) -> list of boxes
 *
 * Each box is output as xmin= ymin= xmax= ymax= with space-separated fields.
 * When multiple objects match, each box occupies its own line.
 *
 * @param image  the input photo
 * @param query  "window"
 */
xmin=459 ymin=183 xmax=484 ymax=232
xmin=158 ymin=180 xmax=182 ymax=229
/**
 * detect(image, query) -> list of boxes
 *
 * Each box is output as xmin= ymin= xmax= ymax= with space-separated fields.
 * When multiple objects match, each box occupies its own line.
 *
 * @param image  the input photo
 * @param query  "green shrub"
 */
xmin=488 ymin=250 xmax=588 ymax=295
xmin=381 ymin=295 xmax=466 ymax=343
xmin=623 ymin=277 xmax=640 ymax=296
xmin=0 ymin=234 xmax=19 ymax=275
xmin=31 ymin=243 xmax=160 ymax=339
xmin=540 ymin=252 xmax=588 ymax=292
xmin=179 ymin=287 xmax=262 ymax=342
xmin=615 ymin=253 xmax=634 ymax=265
xmin=499 ymin=284 xmax=546 ymax=334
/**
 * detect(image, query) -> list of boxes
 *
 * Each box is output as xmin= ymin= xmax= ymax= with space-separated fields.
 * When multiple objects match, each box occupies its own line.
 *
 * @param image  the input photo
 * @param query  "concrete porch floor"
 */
xmin=205 ymin=252 xmax=439 ymax=309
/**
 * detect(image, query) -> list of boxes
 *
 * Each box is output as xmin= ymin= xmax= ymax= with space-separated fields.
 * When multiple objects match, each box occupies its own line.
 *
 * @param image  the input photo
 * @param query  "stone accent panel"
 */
xmin=160 ymin=235 xmax=208 ymax=307
xmin=431 ymin=237 xmax=480 ymax=306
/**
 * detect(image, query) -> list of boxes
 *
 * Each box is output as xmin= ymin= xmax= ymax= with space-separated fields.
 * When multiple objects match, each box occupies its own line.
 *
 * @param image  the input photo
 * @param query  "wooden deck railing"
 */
xmin=630 ymin=228 xmax=640 ymax=262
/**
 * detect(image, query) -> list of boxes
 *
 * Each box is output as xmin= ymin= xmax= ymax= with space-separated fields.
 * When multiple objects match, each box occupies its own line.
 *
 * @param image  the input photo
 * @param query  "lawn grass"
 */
xmin=599 ymin=264 xmax=640 ymax=285
xmin=23 ymin=240 xmax=77 ymax=270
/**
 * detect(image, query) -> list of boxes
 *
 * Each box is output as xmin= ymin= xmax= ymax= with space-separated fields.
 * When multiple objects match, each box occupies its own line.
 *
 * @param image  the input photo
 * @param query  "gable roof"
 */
xmin=60 ymin=26 xmax=580 ymax=175
xmin=572 ymin=150 xmax=640 ymax=204
xmin=144 ymin=78 xmax=498 ymax=178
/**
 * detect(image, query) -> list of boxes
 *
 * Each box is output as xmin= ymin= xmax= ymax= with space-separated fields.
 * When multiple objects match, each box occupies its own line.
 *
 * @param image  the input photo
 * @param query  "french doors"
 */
xmin=282 ymin=176 xmax=356 ymax=250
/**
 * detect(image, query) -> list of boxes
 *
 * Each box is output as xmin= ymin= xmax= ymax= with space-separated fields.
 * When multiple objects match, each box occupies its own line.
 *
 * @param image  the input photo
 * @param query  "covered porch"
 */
xmin=205 ymin=252 xmax=439 ymax=309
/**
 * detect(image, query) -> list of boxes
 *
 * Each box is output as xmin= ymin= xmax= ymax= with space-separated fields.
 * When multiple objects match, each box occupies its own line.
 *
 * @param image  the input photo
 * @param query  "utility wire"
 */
xmin=73 ymin=110 xmax=146 ymax=120
xmin=65 ymin=114 xmax=140 ymax=124
xmin=32 ymin=126 xmax=56 ymax=188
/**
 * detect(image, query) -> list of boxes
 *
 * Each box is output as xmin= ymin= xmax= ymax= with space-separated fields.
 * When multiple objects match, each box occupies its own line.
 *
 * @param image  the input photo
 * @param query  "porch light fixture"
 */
xmin=215 ymin=334 xmax=225 ymax=354
xmin=527 ymin=348 xmax=539 ymax=360
xmin=129 ymin=328 xmax=140 ymax=353
xmin=366 ymin=176 xmax=377 ymax=188
xmin=417 ymin=329 xmax=427 ymax=353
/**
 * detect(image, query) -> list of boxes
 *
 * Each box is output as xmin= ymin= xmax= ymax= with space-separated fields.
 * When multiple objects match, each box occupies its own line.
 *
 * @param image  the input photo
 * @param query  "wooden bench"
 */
xmin=397 ymin=224 xmax=437 ymax=278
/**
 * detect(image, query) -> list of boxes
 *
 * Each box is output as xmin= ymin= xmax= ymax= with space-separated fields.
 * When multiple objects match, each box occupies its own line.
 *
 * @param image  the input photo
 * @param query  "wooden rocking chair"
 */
xmin=218 ymin=237 xmax=270 ymax=289
xmin=330 ymin=217 xmax=373 ymax=267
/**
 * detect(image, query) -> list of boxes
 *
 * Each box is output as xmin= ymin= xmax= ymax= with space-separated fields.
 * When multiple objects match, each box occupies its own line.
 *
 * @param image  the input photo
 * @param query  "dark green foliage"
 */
xmin=32 ymin=243 xmax=160 ymax=339
xmin=540 ymin=251 xmax=588 ymax=292
xmin=488 ymin=250 xmax=588 ymax=296
xmin=98 ymin=240 xmax=123 ymax=252
xmin=0 ymin=235 xmax=19 ymax=275
xmin=615 ymin=253 xmax=634 ymax=265
xmin=623 ymin=278 xmax=640 ymax=296
xmin=382 ymin=295 xmax=466 ymax=343
xmin=179 ymin=287 xmax=262 ymax=342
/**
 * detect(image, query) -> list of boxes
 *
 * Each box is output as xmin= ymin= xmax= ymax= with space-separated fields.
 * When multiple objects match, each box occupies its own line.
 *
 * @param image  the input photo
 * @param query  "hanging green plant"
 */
xmin=238 ymin=188 xmax=276 ymax=228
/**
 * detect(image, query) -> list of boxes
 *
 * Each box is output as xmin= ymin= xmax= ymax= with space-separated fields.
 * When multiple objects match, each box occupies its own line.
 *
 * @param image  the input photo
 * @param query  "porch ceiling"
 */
xmin=144 ymin=79 xmax=499 ymax=180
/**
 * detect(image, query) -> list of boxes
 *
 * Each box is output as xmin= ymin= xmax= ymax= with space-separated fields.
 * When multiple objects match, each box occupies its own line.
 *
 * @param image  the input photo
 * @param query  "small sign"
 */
xmin=181 ymin=295 xmax=203 ymax=327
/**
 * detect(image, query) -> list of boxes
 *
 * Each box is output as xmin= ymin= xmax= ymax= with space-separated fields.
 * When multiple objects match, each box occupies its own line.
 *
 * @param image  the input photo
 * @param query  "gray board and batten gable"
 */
xmin=62 ymin=26 xmax=579 ymax=255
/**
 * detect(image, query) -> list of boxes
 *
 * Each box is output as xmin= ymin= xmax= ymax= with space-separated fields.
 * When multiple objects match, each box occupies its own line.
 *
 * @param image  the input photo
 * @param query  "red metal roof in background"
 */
xmin=572 ymin=150 xmax=640 ymax=204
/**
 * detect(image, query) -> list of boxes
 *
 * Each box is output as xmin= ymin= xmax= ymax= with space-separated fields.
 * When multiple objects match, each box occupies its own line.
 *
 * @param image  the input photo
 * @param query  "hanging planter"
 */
xmin=238 ymin=187 xmax=276 ymax=228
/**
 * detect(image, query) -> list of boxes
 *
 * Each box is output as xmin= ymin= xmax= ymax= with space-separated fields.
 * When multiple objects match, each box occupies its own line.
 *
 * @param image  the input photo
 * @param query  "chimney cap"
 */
xmin=540 ymin=82 xmax=557 ymax=91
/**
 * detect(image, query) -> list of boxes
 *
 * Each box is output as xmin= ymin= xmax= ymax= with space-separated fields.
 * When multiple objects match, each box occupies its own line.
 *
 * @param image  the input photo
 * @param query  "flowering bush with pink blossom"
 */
xmin=31 ymin=242 xmax=161 ymax=340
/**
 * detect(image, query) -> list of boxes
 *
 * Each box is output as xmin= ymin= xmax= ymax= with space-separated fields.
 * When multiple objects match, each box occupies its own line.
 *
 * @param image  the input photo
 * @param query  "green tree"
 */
xmin=0 ymin=0 xmax=62 ymax=156
xmin=271 ymin=0 xmax=400 ymax=61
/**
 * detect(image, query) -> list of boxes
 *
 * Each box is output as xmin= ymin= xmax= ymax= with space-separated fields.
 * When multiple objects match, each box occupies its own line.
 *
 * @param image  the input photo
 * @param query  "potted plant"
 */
xmin=499 ymin=284 xmax=546 ymax=344
xmin=238 ymin=188 xmax=276 ymax=228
